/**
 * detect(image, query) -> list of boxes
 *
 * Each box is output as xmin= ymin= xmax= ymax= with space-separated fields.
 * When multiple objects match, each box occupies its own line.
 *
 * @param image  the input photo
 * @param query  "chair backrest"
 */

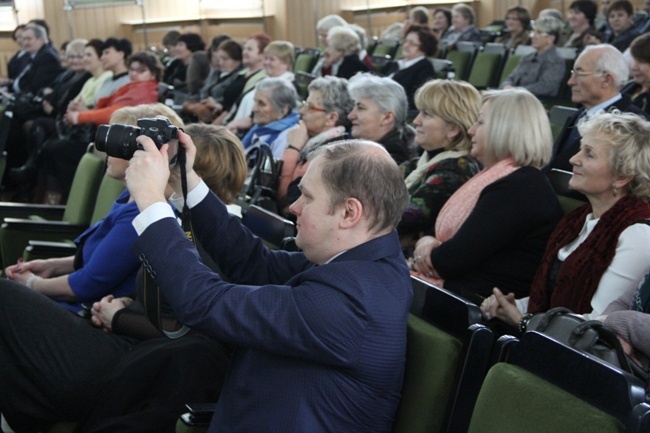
xmin=513 ymin=44 xmax=536 ymax=57
xmin=430 ymin=59 xmax=455 ymax=79
xmin=61 ymin=146 xmax=105 ymax=226
xmin=241 ymin=204 xmax=296 ymax=249
xmin=498 ymin=54 xmax=522 ymax=86
xmin=467 ymin=331 xmax=650 ymax=433
xmin=373 ymin=40 xmax=399 ymax=58
xmin=445 ymin=50 xmax=473 ymax=81
xmin=391 ymin=277 xmax=493 ymax=433
xmin=556 ymin=46 xmax=578 ymax=60
xmin=467 ymin=52 xmax=502 ymax=89
xmin=547 ymin=168 xmax=587 ymax=214
xmin=371 ymin=54 xmax=394 ymax=76
xmin=294 ymin=71 xmax=316 ymax=99
xmin=293 ymin=50 xmax=320 ymax=74
xmin=90 ymin=173 xmax=127 ymax=225
xmin=483 ymin=42 xmax=507 ymax=56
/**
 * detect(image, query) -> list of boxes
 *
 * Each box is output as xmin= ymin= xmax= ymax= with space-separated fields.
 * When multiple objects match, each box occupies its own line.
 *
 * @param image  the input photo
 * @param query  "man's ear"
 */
xmin=339 ymin=197 xmax=363 ymax=229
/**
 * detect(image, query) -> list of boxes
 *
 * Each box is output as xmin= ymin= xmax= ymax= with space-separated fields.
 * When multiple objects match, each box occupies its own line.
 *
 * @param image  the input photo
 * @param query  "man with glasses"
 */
xmin=548 ymin=44 xmax=646 ymax=172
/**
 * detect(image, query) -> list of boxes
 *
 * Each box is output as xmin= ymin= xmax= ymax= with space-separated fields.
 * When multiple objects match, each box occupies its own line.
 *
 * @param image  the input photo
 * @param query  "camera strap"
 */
xmin=143 ymin=146 xmax=195 ymax=335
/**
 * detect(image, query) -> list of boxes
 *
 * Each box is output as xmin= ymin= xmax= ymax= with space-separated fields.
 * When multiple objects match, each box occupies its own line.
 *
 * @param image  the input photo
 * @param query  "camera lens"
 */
xmin=94 ymin=124 xmax=141 ymax=160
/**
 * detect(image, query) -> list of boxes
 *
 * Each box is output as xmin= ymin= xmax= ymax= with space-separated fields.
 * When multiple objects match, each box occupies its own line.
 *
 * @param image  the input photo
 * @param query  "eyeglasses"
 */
xmin=570 ymin=69 xmax=607 ymax=79
xmin=301 ymin=100 xmax=327 ymax=113
xmin=66 ymin=54 xmax=85 ymax=60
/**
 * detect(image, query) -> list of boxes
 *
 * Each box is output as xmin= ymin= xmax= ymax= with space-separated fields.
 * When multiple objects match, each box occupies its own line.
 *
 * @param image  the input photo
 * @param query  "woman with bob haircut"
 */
xmin=386 ymin=24 xmax=437 ymax=112
xmin=501 ymin=16 xmax=566 ymax=97
xmin=399 ymin=79 xmax=482 ymax=252
xmin=412 ymin=88 xmax=563 ymax=301
xmin=439 ymin=3 xmax=481 ymax=51
xmin=496 ymin=5 xmax=532 ymax=49
xmin=482 ymin=110 xmax=650 ymax=333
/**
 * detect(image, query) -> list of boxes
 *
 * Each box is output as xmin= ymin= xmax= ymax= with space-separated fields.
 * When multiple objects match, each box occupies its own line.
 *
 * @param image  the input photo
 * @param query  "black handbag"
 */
xmin=527 ymin=307 xmax=649 ymax=382
xmin=7 ymin=92 xmax=44 ymax=121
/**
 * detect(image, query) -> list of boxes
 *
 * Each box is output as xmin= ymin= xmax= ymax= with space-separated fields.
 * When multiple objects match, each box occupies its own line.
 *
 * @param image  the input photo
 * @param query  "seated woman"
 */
xmin=386 ymin=24 xmax=436 ymax=112
xmin=495 ymin=6 xmax=532 ymax=49
xmin=319 ymin=26 xmax=369 ymax=79
xmin=40 ymin=51 xmax=162 ymax=203
xmin=3 ymin=104 xmax=183 ymax=315
xmin=277 ymin=76 xmax=353 ymax=211
xmin=622 ymin=33 xmax=650 ymax=115
xmin=439 ymin=3 xmax=482 ymax=51
xmin=165 ymin=32 xmax=206 ymax=95
xmin=560 ymin=0 xmax=597 ymax=51
xmin=411 ymin=88 xmax=563 ymax=302
xmin=398 ymin=79 xmax=482 ymax=253
xmin=181 ymin=39 xmax=243 ymax=123
xmin=481 ymin=111 xmax=650 ymax=330
xmin=432 ymin=8 xmax=452 ymax=41
xmin=0 ymin=118 xmax=247 ymax=433
xmin=227 ymin=40 xmax=295 ymax=135
xmin=602 ymin=0 xmax=639 ymax=52
xmin=501 ymin=16 xmax=566 ymax=98
xmin=347 ymin=73 xmax=414 ymax=164
xmin=240 ymin=78 xmax=300 ymax=158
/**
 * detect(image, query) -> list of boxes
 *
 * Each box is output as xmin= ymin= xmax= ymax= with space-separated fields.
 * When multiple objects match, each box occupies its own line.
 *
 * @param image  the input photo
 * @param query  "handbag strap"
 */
xmin=570 ymin=320 xmax=635 ymax=375
xmin=533 ymin=306 xmax=575 ymax=331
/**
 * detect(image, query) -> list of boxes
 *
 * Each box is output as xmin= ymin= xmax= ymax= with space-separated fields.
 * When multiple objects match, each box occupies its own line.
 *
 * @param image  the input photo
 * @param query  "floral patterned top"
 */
xmin=398 ymin=150 xmax=481 ymax=244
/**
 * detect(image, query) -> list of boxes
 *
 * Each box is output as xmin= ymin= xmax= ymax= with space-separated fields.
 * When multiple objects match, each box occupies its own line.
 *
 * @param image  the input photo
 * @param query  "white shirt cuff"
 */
xmin=168 ymin=180 xmax=209 ymax=211
xmin=132 ymin=202 xmax=177 ymax=235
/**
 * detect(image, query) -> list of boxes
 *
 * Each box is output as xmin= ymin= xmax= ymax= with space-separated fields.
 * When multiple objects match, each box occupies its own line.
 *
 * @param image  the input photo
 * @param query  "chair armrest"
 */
xmin=0 ymin=219 xmax=88 ymax=268
xmin=24 ymin=240 xmax=77 ymax=261
xmin=0 ymin=202 xmax=66 ymax=221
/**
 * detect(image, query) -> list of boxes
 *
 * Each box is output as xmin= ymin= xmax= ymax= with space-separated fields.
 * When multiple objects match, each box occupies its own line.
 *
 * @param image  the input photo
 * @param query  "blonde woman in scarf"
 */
xmin=412 ymin=88 xmax=563 ymax=303
xmin=399 ymin=79 xmax=482 ymax=252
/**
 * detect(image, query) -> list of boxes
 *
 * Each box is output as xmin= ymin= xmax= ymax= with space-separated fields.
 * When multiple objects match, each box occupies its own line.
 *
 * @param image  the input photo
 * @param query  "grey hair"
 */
xmin=255 ymin=78 xmax=298 ymax=117
xmin=348 ymin=73 xmax=408 ymax=130
xmin=348 ymin=23 xmax=368 ymax=49
xmin=534 ymin=16 xmax=564 ymax=42
xmin=316 ymin=14 xmax=348 ymax=32
xmin=308 ymin=76 xmax=354 ymax=127
xmin=327 ymin=26 xmax=361 ymax=55
xmin=583 ymin=44 xmax=630 ymax=89
xmin=66 ymin=38 xmax=88 ymax=56
xmin=24 ymin=23 xmax=48 ymax=42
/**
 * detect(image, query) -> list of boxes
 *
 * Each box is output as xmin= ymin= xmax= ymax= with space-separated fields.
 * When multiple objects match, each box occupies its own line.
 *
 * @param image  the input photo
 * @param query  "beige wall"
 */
xmin=0 ymin=0 xmax=646 ymax=74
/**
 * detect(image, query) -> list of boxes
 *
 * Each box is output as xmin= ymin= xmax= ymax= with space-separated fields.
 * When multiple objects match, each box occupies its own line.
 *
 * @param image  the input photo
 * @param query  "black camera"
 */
xmin=95 ymin=117 xmax=179 ymax=160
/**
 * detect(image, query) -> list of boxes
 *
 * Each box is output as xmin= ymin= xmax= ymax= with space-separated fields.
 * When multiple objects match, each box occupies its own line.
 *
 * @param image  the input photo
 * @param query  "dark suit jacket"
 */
xmin=549 ymin=94 xmax=647 ymax=172
xmin=336 ymin=54 xmax=370 ymax=80
xmin=389 ymin=58 xmax=435 ymax=111
xmin=133 ymin=190 xmax=412 ymax=433
xmin=16 ymin=44 xmax=62 ymax=95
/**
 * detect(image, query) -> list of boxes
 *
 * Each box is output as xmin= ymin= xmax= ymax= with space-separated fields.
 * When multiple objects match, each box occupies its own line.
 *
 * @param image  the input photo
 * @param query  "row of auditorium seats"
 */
xmin=0 ymin=144 xmax=126 ymax=270
xmin=176 ymin=275 xmax=650 ymax=433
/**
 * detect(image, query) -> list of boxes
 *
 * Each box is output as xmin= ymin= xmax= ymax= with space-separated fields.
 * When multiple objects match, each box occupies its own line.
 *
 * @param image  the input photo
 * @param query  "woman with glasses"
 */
xmin=386 ymin=25 xmax=436 ymax=112
xmin=495 ymin=6 xmax=532 ymax=50
xmin=277 ymin=76 xmax=353 ymax=212
xmin=501 ymin=16 xmax=566 ymax=97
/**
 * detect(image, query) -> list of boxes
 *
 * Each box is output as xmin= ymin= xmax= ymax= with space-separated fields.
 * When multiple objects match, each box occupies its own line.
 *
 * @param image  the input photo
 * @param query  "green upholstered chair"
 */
xmin=467 ymin=331 xmax=650 ymax=433
xmin=391 ymin=277 xmax=494 ymax=433
xmin=445 ymin=50 xmax=473 ymax=81
xmin=549 ymin=105 xmax=579 ymax=142
xmin=547 ymin=168 xmax=587 ymax=214
xmin=373 ymin=40 xmax=400 ymax=58
xmin=498 ymin=54 xmax=522 ymax=87
xmin=21 ymin=173 xmax=126 ymax=261
xmin=0 ymin=147 xmax=106 ymax=268
xmin=467 ymin=52 xmax=503 ymax=89
xmin=293 ymin=48 xmax=320 ymax=74
xmin=241 ymin=204 xmax=295 ymax=250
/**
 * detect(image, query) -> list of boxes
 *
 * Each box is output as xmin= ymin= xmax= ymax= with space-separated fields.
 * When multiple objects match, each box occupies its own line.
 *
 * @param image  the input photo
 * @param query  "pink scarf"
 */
xmin=412 ymin=157 xmax=520 ymax=286
xmin=435 ymin=157 xmax=520 ymax=241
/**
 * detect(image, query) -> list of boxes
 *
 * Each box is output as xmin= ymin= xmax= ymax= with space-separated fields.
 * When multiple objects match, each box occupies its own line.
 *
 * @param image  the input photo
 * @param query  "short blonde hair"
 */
xmin=327 ymin=26 xmax=361 ymax=55
xmin=452 ymin=3 xmax=476 ymax=24
xmin=578 ymin=110 xmax=650 ymax=200
xmin=264 ymin=40 xmax=295 ymax=68
xmin=109 ymin=103 xmax=185 ymax=128
xmin=481 ymin=88 xmax=552 ymax=169
xmin=185 ymin=124 xmax=247 ymax=204
xmin=414 ymin=79 xmax=481 ymax=152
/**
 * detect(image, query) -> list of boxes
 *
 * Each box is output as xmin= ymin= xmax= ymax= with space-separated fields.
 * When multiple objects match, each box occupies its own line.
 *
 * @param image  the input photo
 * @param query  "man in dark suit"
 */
xmin=548 ymin=44 xmax=646 ymax=172
xmin=126 ymin=136 xmax=412 ymax=433
xmin=10 ymin=23 xmax=61 ymax=96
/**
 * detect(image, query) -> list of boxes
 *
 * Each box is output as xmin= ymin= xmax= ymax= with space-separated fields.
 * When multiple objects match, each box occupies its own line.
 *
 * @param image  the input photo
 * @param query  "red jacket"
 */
xmin=77 ymin=79 xmax=158 ymax=125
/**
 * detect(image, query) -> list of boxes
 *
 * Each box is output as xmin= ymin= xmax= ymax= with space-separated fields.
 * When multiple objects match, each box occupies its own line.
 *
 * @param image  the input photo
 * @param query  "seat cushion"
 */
xmin=467 ymin=363 xmax=624 ymax=433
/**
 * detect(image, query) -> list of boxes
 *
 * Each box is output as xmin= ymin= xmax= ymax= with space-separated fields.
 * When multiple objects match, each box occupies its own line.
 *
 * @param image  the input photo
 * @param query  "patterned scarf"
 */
xmin=528 ymin=195 xmax=650 ymax=313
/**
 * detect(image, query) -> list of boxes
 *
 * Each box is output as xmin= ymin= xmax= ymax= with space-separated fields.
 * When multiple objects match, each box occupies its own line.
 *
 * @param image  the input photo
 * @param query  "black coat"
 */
xmin=15 ymin=44 xmax=62 ymax=95
xmin=336 ymin=54 xmax=370 ymax=80
xmin=388 ymin=58 xmax=435 ymax=111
